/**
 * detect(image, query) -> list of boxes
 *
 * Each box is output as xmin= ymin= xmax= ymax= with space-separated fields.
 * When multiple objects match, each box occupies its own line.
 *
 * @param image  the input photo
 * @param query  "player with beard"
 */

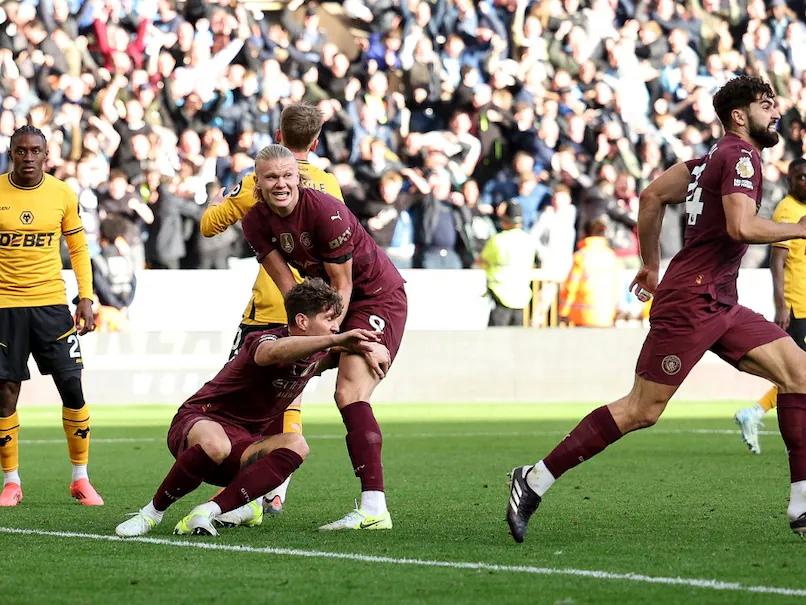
xmin=241 ymin=144 xmax=407 ymax=530
xmin=506 ymin=75 xmax=806 ymax=541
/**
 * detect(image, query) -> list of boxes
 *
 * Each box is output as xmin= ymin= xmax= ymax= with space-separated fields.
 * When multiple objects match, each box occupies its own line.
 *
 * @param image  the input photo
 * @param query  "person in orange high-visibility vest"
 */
xmin=559 ymin=217 xmax=621 ymax=327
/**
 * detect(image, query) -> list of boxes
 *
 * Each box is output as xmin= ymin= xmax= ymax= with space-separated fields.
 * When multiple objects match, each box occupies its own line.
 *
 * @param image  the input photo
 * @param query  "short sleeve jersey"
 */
xmin=0 ymin=173 xmax=86 ymax=307
xmin=658 ymin=133 xmax=763 ymax=303
xmin=241 ymin=188 xmax=405 ymax=301
xmin=181 ymin=327 xmax=325 ymax=434
xmin=771 ymin=195 xmax=806 ymax=317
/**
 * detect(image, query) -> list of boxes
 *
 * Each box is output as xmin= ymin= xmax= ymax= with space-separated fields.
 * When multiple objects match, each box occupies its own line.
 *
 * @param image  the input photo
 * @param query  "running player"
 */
xmin=506 ymin=76 xmax=806 ymax=541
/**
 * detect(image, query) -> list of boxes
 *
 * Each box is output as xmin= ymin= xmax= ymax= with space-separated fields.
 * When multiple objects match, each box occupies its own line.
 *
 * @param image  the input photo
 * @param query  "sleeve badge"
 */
xmin=735 ymin=156 xmax=754 ymax=179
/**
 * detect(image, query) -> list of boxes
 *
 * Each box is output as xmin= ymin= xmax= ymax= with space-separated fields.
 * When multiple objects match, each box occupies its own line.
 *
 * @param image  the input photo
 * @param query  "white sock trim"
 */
xmin=3 ymin=470 xmax=20 ymax=486
xmin=526 ymin=461 xmax=556 ymax=497
xmin=360 ymin=490 xmax=387 ymax=516
xmin=788 ymin=480 xmax=806 ymax=522
xmin=71 ymin=464 xmax=88 ymax=482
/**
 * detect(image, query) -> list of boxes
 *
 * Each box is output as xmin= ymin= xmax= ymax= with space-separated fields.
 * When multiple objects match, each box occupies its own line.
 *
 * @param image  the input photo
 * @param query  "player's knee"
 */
xmin=195 ymin=438 xmax=231 ymax=464
xmin=282 ymin=433 xmax=309 ymax=460
xmin=0 ymin=381 xmax=21 ymax=416
xmin=52 ymin=372 xmax=85 ymax=410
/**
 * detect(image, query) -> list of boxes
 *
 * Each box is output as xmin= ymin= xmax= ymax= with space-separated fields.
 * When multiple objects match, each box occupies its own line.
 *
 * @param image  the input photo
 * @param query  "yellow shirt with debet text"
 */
xmin=0 ymin=173 xmax=92 ymax=308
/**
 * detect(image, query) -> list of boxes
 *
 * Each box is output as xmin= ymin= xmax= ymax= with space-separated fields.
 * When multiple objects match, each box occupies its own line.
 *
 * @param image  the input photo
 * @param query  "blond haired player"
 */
xmin=200 ymin=104 xmax=342 ymax=522
xmin=0 ymin=126 xmax=101 ymax=507
xmin=734 ymin=157 xmax=806 ymax=453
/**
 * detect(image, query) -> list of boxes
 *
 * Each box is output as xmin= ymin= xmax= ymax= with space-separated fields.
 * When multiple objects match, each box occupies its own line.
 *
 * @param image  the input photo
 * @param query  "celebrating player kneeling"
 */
xmin=115 ymin=279 xmax=386 ymax=537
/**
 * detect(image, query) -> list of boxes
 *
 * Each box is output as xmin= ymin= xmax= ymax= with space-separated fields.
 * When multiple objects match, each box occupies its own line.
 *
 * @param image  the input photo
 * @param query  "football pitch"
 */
xmin=3 ymin=401 xmax=804 ymax=604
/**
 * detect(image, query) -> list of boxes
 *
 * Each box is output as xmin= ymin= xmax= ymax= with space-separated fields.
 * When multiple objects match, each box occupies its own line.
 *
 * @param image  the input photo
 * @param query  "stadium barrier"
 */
xmin=18 ymin=268 xmax=774 ymax=405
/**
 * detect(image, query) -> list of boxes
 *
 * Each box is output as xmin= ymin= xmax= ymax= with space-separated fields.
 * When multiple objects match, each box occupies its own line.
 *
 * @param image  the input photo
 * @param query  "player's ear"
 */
xmin=731 ymin=106 xmax=747 ymax=129
xmin=308 ymin=137 xmax=319 ymax=153
xmin=275 ymin=129 xmax=283 ymax=144
xmin=295 ymin=312 xmax=308 ymax=332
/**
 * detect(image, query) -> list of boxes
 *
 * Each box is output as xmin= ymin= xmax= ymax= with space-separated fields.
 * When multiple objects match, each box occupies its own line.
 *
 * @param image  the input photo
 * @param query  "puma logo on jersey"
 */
xmin=330 ymin=211 xmax=342 ymax=221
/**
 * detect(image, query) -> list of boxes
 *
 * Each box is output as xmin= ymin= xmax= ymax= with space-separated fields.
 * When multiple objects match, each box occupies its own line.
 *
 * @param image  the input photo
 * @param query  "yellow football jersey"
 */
xmin=772 ymin=195 xmax=806 ymax=318
xmin=200 ymin=159 xmax=344 ymax=325
xmin=0 ymin=173 xmax=92 ymax=308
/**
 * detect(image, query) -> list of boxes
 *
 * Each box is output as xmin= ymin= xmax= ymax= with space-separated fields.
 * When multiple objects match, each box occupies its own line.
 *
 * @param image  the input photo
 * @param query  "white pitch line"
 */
xmin=0 ymin=526 xmax=803 ymax=598
xmin=18 ymin=428 xmax=779 ymax=445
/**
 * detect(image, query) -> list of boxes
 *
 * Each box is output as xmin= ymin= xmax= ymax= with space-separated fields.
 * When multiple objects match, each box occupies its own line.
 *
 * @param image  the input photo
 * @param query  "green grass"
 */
xmin=2 ymin=402 xmax=803 ymax=604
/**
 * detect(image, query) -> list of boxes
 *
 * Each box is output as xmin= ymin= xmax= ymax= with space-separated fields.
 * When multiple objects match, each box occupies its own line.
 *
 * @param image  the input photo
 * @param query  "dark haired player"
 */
xmin=115 ymin=279 xmax=384 ymax=536
xmin=0 ymin=126 xmax=101 ymax=507
xmin=241 ymin=144 xmax=407 ymax=530
xmin=506 ymin=76 xmax=806 ymax=541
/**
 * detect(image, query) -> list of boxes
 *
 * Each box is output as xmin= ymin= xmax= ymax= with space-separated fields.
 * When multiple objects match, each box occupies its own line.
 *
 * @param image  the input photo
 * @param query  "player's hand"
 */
xmin=774 ymin=304 xmax=790 ymax=330
xmin=363 ymin=344 xmax=391 ymax=380
xmin=335 ymin=328 xmax=381 ymax=353
xmin=629 ymin=266 xmax=658 ymax=303
xmin=74 ymin=298 xmax=96 ymax=335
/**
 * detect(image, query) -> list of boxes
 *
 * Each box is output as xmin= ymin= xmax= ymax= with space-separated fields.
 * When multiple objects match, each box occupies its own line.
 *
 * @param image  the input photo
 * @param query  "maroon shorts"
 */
xmin=342 ymin=285 xmax=408 ymax=362
xmin=166 ymin=406 xmax=271 ymax=487
xmin=636 ymin=288 xmax=787 ymax=386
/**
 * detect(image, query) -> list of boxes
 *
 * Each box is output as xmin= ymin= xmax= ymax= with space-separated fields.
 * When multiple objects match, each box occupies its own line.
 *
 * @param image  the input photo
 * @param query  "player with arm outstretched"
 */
xmin=114 ymin=279 xmax=384 ymax=537
xmin=200 ymin=103 xmax=343 ymax=516
xmin=734 ymin=157 xmax=806 ymax=453
xmin=505 ymin=75 xmax=806 ymax=542
xmin=0 ymin=126 xmax=101 ymax=508
xmin=242 ymin=144 xmax=408 ymax=530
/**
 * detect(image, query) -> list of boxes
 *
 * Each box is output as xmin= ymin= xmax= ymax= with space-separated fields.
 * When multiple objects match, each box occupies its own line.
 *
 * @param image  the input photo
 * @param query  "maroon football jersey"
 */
xmin=180 ymin=327 xmax=324 ymax=434
xmin=658 ymin=133 xmax=763 ymax=303
xmin=241 ymin=188 xmax=405 ymax=301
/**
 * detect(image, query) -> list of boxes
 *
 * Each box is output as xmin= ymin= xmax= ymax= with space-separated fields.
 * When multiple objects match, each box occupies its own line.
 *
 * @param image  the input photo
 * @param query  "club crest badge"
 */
xmin=280 ymin=233 xmax=294 ymax=253
xmin=661 ymin=355 xmax=682 ymax=376
xmin=20 ymin=210 xmax=33 ymax=224
xmin=735 ymin=156 xmax=754 ymax=179
xmin=300 ymin=232 xmax=313 ymax=248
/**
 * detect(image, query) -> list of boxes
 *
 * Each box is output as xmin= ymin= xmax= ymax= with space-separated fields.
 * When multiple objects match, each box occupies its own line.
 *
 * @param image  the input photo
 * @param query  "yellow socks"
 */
xmin=0 ymin=413 xmax=20 ymax=478
xmin=62 ymin=406 xmax=91 ymax=466
xmin=282 ymin=405 xmax=303 ymax=434
xmin=758 ymin=386 xmax=779 ymax=412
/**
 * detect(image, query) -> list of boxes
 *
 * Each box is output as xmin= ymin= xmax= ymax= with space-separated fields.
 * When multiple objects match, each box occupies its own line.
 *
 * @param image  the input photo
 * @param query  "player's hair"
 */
xmin=10 ymin=125 xmax=46 ymax=147
xmin=788 ymin=157 xmax=806 ymax=175
xmin=280 ymin=104 xmax=324 ymax=152
xmin=712 ymin=75 xmax=775 ymax=129
xmin=255 ymin=143 xmax=295 ymax=164
xmin=285 ymin=278 xmax=343 ymax=324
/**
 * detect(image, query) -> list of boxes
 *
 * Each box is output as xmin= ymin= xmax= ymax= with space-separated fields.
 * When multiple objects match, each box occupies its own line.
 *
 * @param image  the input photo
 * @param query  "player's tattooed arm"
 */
xmin=260 ymin=250 xmax=298 ymax=296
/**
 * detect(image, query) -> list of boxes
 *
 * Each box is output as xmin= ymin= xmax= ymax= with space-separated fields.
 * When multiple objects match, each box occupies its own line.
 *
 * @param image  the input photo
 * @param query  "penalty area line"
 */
xmin=0 ymin=526 xmax=804 ymax=598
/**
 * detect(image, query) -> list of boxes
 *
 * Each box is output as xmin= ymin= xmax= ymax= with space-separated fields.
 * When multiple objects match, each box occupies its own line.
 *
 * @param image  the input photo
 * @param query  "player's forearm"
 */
xmin=200 ymin=202 xmax=242 ymax=237
xmin=770 ymin=247 xmax=787 ymax=312
xmin=260 ymin=253 xmax=297 ymax=295
xmin=254 ymin=335 xmax=338 ymax=366
xmin=636 ymin=192 xmax=665 ymax=270
xmin=334 ymin=284 xmax=352 ymax=326
xmin=64 ymin=231 xmax=93 ymax=300
xmin=731 ymin=216 xmax=806 ymax=245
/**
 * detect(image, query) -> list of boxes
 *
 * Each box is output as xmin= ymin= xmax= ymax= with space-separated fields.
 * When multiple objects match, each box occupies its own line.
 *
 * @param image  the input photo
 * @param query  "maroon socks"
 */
xmin=341 ymin=401 xmax=384 ymax=492
xmin=543 ymin=405 xmax=623 ymax=479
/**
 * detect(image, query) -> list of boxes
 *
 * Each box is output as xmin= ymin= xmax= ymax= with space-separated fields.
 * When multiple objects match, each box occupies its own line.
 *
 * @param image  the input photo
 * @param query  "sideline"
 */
xmin=0 ymin=526 xmax=803 ymax=598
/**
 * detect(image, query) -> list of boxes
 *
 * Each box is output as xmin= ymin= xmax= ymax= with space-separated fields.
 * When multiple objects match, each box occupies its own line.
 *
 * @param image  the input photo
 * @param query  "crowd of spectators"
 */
xmin=0 ymin=0 xmax=803 ymax=284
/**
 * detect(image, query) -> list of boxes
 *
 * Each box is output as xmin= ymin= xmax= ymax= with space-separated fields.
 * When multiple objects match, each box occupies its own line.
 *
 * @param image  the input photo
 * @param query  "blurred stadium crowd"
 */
xmin=0 ymin=0 xmax=803 ymax=280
